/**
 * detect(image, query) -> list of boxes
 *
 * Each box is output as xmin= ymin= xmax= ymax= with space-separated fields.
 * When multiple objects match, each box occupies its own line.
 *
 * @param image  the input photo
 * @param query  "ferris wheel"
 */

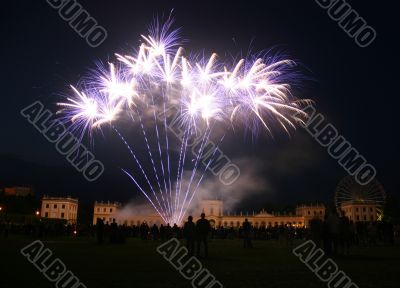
xmin=335 ymin=176 xmax=386 ymax=210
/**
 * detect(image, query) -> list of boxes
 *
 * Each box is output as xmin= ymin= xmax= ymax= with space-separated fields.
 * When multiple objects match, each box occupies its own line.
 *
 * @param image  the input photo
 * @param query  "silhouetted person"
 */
xmin=322 ymin=214 xmax=331 ymax=254
xmin=140 ymin=222 xmax=149 ymax=240
xmin=309 ymin=218 xmax=323 ymax=246
xmin=159 ymin=224 xmax=165 ymax=241
xmin=184 ymin=216 xmax=196 ymax=256
xmin=172 ymin=223 xmax=180 ymax=238
xmin=110 ymin=219 xmax=118 ymax=244
xmin=164 ymin=223 xmax=171 ymax=239
xmin=243 ymin=218 xmax=253 ymax=248
xmin=96 ymin=218 xmax=104 ymax=244
xmin=327 ymin=210 xmax=340 ymax=255
xmin=151 ymin=224 xmax=159 ymax=240
xmin=196 ymin=213 xmax=211 ymax=257
xmin=339 ymin=212 xmax=351 ymax=255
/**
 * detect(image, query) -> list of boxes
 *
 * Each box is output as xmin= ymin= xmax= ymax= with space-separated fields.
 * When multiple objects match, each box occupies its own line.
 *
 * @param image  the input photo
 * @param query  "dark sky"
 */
xmin=1 ymin=0 xmax=396 ymax=209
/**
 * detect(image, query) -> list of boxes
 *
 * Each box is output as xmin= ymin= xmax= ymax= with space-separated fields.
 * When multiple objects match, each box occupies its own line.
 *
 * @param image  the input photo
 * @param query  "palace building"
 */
xmin=41 ymin=196 xmax=78 ymax=224
xmin=339 ymin=201 xmax=380 ymax=222
xmin=41 ymin=197 xmax=381 ymax=227
xmin=92 ymin=200 xmax=326 ymax=228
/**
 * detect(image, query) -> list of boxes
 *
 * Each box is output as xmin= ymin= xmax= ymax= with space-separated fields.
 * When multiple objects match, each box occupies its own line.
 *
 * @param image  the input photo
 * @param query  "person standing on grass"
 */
xmin=96 ymin=218 xmax=104 ymax=244
xmin=243 ymin=218 xmax=253 ymax=248
xmin=196 ymin=213 xmax=211 ymax=258
xmin=151 ymin=224 xmax=159 ymax=241
xmin=183 ymin=216 xmax=196 ymax=256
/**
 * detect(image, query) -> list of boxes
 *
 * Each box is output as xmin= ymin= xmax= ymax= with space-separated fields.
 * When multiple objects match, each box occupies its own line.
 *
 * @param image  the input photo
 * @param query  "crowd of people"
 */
xmin=1 ymin=210 xmax=399 ymax=257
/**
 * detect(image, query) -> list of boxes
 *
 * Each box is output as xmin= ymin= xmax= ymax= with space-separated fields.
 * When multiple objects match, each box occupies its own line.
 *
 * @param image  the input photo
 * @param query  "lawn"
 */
xmin=1 ymin=236 xmax=399 ymax=288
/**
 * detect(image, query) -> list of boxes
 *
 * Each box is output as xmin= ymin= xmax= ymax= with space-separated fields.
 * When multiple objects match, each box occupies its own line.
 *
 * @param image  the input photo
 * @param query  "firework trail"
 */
xmin=57 ymin=17 xmax=311 ymax=224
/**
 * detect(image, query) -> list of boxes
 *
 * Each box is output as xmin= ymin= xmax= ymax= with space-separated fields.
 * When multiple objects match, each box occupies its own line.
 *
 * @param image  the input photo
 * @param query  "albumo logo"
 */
xmin=300 ymin=105 xmax=376 ymax=185
xmin=46 ymin=0 xmax=108 ymax=48
xmin=21 ymin=101 xmax=105 ymax=182
xmin=315 ymin=0 xmax=377 ymax=48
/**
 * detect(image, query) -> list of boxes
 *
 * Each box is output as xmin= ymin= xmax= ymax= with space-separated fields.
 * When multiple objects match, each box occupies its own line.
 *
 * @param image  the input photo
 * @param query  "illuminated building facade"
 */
xmin=41 ymin=196 xmax=78 ymax=224
xmin=92 ymin=200 xmax=326 ymax=228
xmin=339 ymin=201 xmax=379 ymax=222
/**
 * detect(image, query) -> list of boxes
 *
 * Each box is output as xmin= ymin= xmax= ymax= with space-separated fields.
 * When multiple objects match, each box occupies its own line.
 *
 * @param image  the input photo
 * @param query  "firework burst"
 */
xmin=57 ymin=18 xmax=311 ymax=224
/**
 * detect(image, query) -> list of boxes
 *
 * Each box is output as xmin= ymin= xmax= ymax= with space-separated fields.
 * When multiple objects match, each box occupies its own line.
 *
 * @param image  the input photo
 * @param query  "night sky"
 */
xmin=1 ymin=1 xmax=396 ymax=210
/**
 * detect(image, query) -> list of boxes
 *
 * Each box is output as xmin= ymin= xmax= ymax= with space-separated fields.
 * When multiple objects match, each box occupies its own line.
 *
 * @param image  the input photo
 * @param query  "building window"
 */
xmin=370 ymin=207 xmax=373 ymax=212
xmin=210 ymin=208 xmax=214 ymax=215
xmin=320 ymin=211 xmax=323 ymax=215
xmin=97 ymin=208 xmax=100 ymax=212
xmin=356 ymin=216 xmax=360 ymax=221
xmin=314 ymin=211 xmax=317 ymax=216
xmin=356 ymin=208 xmax=359 ymax=212
xmin=45 ymin=212 xmax=49 ymax=217
xmin=363 ymin=215 xmax=367 ymax=221
xmin=61 ymin=204 xmax=65 ymax=209
xmin=363 ymin=207 xmax=366 ymax=212
xmin=46 ymin=204 xmax=49 ymax=208
xmin=308 ymin=210 xmax=310 ymax=215
xmin=61 ymin=213 xmax=64 ymax=218
xmin=54 ymin=204 xmax=57 ymax=208
xmin=103 ymin=208 xmax=106 ymax=212
xmin=110 ymin=208 xmax=113 ymax=213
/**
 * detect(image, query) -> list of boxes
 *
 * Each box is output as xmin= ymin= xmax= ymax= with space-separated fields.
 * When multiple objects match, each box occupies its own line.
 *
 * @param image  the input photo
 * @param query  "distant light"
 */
xmin=35 ymin=211 xmax=40 ymax=216
xmin=73 ymin=230 xmax=77 ymax=235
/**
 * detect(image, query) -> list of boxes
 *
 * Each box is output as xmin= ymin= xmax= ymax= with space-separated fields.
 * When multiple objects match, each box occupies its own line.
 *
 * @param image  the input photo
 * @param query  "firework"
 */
xmin=57 ymin=18 xmax=311 ymax=224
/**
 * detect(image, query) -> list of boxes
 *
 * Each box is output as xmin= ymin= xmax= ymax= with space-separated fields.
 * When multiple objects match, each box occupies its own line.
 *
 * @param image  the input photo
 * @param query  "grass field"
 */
xmin=1 ymin=236 xmax=399 ymax=288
